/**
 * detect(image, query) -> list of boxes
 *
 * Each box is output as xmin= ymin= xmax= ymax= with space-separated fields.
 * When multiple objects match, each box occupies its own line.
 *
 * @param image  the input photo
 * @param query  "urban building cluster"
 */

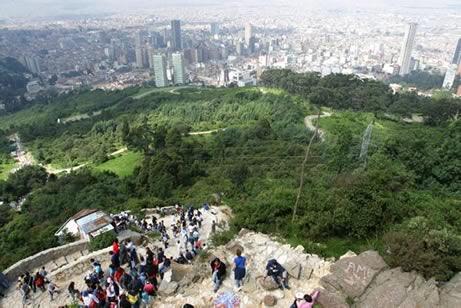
xmin=0 ymin=9 xmax=460 ymax=95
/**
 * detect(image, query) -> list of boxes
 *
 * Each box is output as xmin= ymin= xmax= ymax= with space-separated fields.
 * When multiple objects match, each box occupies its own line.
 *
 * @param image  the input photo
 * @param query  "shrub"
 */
xmin=89 ymin=231 xmax=117 ymax=252
xmin=383 ymin=217 xmax=461 ymax=281
xmin=210 ymin=229 xmax=236 ymax=247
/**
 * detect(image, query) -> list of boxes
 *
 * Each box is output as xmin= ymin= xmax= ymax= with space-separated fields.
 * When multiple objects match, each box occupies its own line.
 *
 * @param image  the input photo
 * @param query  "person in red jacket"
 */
xmin=112 ymin=239 xmax=120 ymax=255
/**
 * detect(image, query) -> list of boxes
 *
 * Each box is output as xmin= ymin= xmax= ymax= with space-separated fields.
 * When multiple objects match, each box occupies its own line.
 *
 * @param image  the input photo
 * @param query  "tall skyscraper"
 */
xmin=21 ymin=56 xmax=41 ymax=74
xmin=171 ymin=20 xmax=182 ymax=51
xmin=172 ymin=52 xmax=186 ymax=85
xmin=443 ymin=64 xmax=457 ymax=89
xmin=134 ymin=31 xmax=147 ymax=68
xmin=210 ymin=22 xmax=220 ymax=36
xmin=153 ymin=54 xmax=168 ymax=87
xmin=244 ymin=23 xmax=253 ymax=46
xmin=398 ymin=23 xmax=417 ymax=76
xmin=451 ymin=38 xmax=461 ymax=65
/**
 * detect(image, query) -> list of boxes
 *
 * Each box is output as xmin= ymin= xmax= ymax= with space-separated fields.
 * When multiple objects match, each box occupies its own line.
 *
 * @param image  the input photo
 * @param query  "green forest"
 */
xmin=0 ymin=70 xmax=460 ymax=282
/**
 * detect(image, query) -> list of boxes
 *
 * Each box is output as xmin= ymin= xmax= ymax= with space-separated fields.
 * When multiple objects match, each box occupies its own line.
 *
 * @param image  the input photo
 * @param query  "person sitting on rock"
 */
xmin=265 ymin=259 xmax=289 ymax=290
xmin=291 ymin=290 xmax=320 ymax=308
xmin=210 ymin=257 xmax=227 ymax=293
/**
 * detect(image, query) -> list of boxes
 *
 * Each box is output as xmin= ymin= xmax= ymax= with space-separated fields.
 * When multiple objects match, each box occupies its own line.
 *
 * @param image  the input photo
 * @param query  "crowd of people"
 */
xmin=14 ymin=202 xmax=320 ymax=308
xmin=64 ymin=204 xmax=211 ymax=307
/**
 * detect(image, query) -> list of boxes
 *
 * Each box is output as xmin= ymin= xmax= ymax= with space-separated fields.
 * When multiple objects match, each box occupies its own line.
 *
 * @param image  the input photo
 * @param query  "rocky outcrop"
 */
xmin=440 ymin=273 xmax=461 ymax=307
xmin=321 ymin=250 xmax=388 ymax=298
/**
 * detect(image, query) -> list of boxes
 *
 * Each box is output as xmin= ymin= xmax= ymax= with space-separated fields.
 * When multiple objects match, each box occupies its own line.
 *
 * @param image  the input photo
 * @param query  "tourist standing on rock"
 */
xmin=233 ymin=249 xmax=246 ymax=290
xmin=39 ymin=266 xmax=49 ymax=283
xmin=210 ymin=257 xmax=227 ymax=293
xmin=291 ymin=290 xmax=320 ymax=308
xmin=113 ymin=239 xmax=120 ymax=254
xmin=47 ymin=281 xmax=59 ymax=301
xmin=266 ymin=259 xmax=290 ymax=290
xmin=110 ymin=250 xmax=121 ymax=269
xmin=33 ymin=272 xmax=46 ymax=292
xmin=68 ymin=281 xmax=80 ymax=302
xmin=211 ymin=220 xmax=217 ymax=233
xmin=19 ymin=280 xmax=30 ymax=304
xmin=119 ymin=240 xmax=128 ymax=265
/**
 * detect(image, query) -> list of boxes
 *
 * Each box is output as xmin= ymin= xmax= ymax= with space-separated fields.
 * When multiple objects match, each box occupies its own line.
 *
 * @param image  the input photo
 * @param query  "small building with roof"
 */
xmin=55 ymin=209 xmax=113 ymax=240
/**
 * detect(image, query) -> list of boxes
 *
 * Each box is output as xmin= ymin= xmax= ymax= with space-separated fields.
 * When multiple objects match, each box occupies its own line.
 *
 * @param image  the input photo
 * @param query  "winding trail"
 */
xmin=303 ymin=112 xmax=332 ymax=141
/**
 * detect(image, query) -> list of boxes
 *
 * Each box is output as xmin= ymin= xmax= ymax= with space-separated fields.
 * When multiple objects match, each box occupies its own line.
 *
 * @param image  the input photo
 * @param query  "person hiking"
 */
xmin=210 ymin=257 xmax=226 ymax=292
xmin=291 ymin=290 xmax=320 ymax=308
xmin=34 ymin=272 xmax=46 ymax=292
xmin=113 ymin=239 xmax=120 ymax=255
xmin=109 ymin=250 xmax=120 ymax=268
xmin=233 ymin=249 xmax=246 ymax=290
xmin=266 ymin=259 xmax=289 ymax=289
xmin=47 ymin=281 xmax=59 ymax=301
xmin=68 ymin=281 xmax=80 ymax=302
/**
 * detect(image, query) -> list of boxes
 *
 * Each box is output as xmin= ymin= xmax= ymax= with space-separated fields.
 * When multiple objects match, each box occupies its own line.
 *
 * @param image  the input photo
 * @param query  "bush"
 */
xmin=210 ymin=229 xmax=237 ymax=247
xmin=383 ymin=217 xmax=461 ymax=281
xmin=89 ymin=231 xmax=117 ymax=252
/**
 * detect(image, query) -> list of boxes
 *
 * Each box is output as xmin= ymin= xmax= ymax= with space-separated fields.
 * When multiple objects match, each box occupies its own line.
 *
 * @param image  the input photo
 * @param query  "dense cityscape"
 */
xmin=1 ymin=4 xmax=460 ymax=102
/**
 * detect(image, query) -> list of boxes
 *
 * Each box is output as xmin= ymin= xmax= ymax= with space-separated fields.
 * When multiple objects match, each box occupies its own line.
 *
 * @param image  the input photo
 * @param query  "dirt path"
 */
xmin=188 ymin=128 xmax=225 ymax=136
xmin=303 ymin=112 xmax=332 ymax=141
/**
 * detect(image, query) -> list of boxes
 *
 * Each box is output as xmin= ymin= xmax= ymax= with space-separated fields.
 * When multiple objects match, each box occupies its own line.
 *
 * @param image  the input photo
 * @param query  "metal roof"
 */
xmin=79 ymin=214 xmax=112 ymax=235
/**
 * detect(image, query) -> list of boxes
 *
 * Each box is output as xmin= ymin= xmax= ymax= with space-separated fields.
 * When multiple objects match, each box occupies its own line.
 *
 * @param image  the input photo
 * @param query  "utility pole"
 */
xmin=292 ymin=112 xmax=321 ymax=223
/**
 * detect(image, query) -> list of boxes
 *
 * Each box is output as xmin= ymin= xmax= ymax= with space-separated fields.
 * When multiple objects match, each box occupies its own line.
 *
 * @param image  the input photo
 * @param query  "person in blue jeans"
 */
xmin=233 ymin=249 xmax=246 ymax=290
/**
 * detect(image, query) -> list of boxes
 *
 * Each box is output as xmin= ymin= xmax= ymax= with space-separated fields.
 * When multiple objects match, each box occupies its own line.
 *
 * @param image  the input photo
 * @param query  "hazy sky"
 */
xmin=1 ymin=0 xmax=459 ymax=18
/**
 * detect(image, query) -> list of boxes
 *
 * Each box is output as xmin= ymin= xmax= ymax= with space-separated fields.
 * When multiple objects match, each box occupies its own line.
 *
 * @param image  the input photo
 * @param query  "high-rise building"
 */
xmin=210 ymin=22 xmax=220 ymax=36
xmin=172 ymin=52 xmax=186 ymax=85
xmin=171 ymin=20 xmax=182 ymax=51
xmin=443 ymin=64 xmax=457 ymax=89
xmin=244 ymin=23 xmax=253 ymax=46
xmin=153 ymin=54 xmax=168 ymax=87
xmin=398 ymin=23 xmax=417 ymax=76
xmin=22 ymin=56 xmax=41 ymax=74
xmin=451 ymin=38 xmax=461 ymax=65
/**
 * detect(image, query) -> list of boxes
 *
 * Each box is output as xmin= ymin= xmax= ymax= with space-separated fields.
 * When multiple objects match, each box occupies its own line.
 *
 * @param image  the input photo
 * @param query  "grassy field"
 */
xmin=0 ymin=161 xmax=15 ymax=181
xmin=93 ymin=151 xmax=142 ymax=177
xmin=318 ymin=112 xmax=441 ymax=145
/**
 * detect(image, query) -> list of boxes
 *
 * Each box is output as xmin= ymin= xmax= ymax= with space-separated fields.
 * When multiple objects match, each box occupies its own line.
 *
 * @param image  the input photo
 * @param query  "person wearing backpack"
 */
xmin=210 ymin=257 xmax=227 ymax=293
xmin=265 ymin=259 xmax=289 ymax=289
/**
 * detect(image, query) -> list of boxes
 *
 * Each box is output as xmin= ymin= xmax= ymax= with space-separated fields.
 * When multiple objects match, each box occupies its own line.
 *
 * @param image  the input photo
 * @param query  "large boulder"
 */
xmin=225 ymin=241 xmax=244 ymax=254
xmin=315 ymin=289 xmax=349 ymax=308
xmin=440 ymin=272 xmax=461 ymax=307
xmin=158 ymin=280 xmax=179 ymax=296
xmin=321 ymin=250 xmax=387 ymax=298
xmin=258 ymin=276 xmax=279 ymax=291
xmin=283 ymin=260 xmax=302 ymax=279
xmin=357 ymin=268 xmax=440 ymax=308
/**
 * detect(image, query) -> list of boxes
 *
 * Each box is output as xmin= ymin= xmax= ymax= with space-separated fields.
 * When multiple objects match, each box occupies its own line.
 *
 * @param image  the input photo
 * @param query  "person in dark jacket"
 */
xmin=266 ymin=259 xmax=289 ymax=289
xmin=210 ymin=257 xmax=226 ymax=292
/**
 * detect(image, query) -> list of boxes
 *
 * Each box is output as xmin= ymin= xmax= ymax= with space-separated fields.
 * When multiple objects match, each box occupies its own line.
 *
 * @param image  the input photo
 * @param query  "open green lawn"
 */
xmin=0 ymin=160 xmax=15 ymax=180
xmin=318 ymin=111 xmax=441 ymax=145
xmin=93 ymin=151 xmax=142 ymax=177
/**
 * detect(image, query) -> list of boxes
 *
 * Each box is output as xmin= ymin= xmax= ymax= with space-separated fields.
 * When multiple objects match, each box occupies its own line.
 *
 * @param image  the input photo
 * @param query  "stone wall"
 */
xmin=3 ymin=239 xmax=89 ymax=282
